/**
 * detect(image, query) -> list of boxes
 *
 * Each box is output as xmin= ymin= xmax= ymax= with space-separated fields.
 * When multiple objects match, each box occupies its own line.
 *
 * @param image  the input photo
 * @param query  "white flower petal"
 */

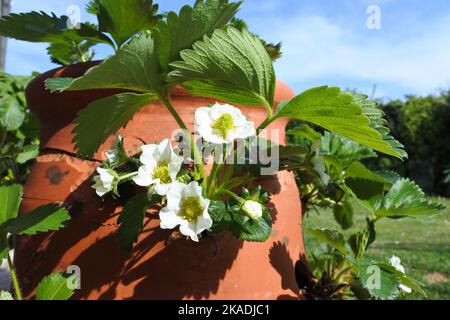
xmin=159 ymin=209 xmax=185 ymax=230
xmin=389 ymin=255 xmax=406 ymax=273
xmin=140 ymin=144 xmax=159 ymax=165
xmin=164 ymin=182 xmax=184 ymax=210
xmin=389 ymin=255 xmax=401 ymax=267
xmin=209 ymin=105 xmax=226 ymax=120
xmin=211 ymin=103 xmax=238 ymax=117
xmin=157 ymin=138 xmax=173 ymax=163
xmin=133 ymin=165 xmax=156 ymax=187
xmin=92 ymin=168 xmax=116 ymax=197
xmin=168 ymin=157 xmax=183 ymax=181
xmin=135 ymin=140 xmax=183 ymax=190
xmin=389 ymin=255 xmax=411 ymax=293
xmin=199 ymin=126 xmax=228 ymax=144
xmin=195 ymin=103 xmax=256 ymax=145
xmin=179 ymin=221 xmax=199 ymax=242
xmin=195 ymin=107 xmax=213 ymax=126
xmin=183 ymin=181 xmax=203 ymax=198
xmin=233 ymin=123 xmax=256 ymax=139
xmin=155 ymin=182 xmax=172 ymax=196
xmin=97 ymin=168 xmax=114 ymax=184
xmin=196 ymin=213 xmax=213 ymax=234
xmin=159 ymin=181 xmax=211 ymax=242
xmin=399 ymin=284 xmax=412 ymax=294
xmin=242 ymin=200 xmax=263 ymax=219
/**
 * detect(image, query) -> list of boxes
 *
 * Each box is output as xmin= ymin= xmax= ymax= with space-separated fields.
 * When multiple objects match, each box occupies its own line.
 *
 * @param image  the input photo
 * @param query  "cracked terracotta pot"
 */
xmin=15 ymin=61 xmax=306 ymax=300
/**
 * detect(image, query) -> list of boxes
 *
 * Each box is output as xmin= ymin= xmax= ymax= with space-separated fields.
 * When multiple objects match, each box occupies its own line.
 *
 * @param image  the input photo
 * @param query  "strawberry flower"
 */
xmin=133 ymin=139 xmax=184 ymax=196
xmin=92 ymin=168 xmax=116 ymax=197
xmin=195 ymin=103 xmax=256 ymax=144
xmin=159 ymin=181 xmax=212 ymax=242
xmin=389 ymin=255 xmax=412 ymax=294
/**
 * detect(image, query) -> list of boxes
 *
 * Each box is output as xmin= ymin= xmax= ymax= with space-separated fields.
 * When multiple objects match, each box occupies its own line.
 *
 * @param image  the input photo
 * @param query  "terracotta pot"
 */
xmin=15 ymin=62 xmax=306 ymax=300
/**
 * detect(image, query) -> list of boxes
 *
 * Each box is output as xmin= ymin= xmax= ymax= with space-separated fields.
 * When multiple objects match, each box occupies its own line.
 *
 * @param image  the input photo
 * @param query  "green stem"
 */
xmin=334 ymin=266 xmax=353 ymax=283
xmin=191 ymin=137 xmax=206 ymax=185
xmin=206 ymin=162 xmax=220 ymax=196
xmin=7 ymin=251 xmax=23 ymax=300
xmin=207 ymin=145 xmax=230 ymax=196
xmin=214 ymin=188 xmax=238 ymax=199
xmin=262 ymin=100 xmax=273 ymax=119
xmin=221 ymin=176 xmax=257 ymax=191
xmin=118 ymin=172 xmax=138 ymax=182
xmin=161 ymin=96 xmax=188 ymax=131
xmin=222 ymin=163 xmax=235 ymax=184
xmin=74 ymin=42 xmax=87 ymax=63
xmin=257 ymin=115 xmax=277 ymax=131
xmin=161 ymin=96 xmax=206 ymax=183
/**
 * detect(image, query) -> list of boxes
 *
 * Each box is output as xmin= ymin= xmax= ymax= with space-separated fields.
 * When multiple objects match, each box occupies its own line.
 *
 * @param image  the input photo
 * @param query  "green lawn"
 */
xmin=303 ymin=197 xmax=450 ymax=300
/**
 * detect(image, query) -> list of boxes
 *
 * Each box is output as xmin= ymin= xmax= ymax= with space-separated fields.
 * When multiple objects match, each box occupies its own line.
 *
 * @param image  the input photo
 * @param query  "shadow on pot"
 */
xmin=17 ymin=176 xmax=245 ymax=300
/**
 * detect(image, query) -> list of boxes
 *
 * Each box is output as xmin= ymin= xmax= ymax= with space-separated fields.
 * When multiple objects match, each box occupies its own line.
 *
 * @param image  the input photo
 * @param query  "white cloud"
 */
xmin=246 ymin=8 xmax=450 ymax=98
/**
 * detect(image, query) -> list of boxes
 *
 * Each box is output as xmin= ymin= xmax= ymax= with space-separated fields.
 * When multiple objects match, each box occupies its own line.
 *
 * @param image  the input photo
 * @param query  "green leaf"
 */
xmin=208 ymin=200 xmax=227 ymax=226
xmin=105 ymin=135 xmax=128 ymax=168
xmin=86 ymin=0 xmax=100 ymax=15
xmin=348 ymin=230 xmax=369 ymax=259
xmin=400 ymin=275 xmax=426 ymax=297
xmin=0 ymin=11 xmax=113 ymax=47
xmin=6 ymin=204 xmax=70 ymax=235
xmin=45 ymin=78 xmax=75 ymax=92
xmin=46 ymin=34 xmax=164 ymax=94
xmin=156 ymin=0 xmax=242 ymax=72
xmin=60 ymin=22 xmax=114 ymax=47
xmin=16 ymin=144 xmax=39 ymax=164
xmin=96 ymin=0 xmax=160 ymax=47
xmin=168 ymin=27 xmax=275 ymax=107
xmin=71 ymin=93 xmax=157 ymax=157
xmin=346 ymin=178 xmax=385 ymax=201
xmin=228 ymin=17 xmax=282 ymax=61
xmin=237 ymin=218 xmax=271 ymax=242
xmin=0 ymin=184 xmax=22 ymax=225
xmin=232 ymin=211 xmax=272 ymax=242
xmin=345 ymin=92 xmax=407 ymax=159
xmin=0 ymin=291 xmax=13 ymax=300
xmin=373 ymin=170 xmax=402 ymax=185
xmin=117 ymin=194 xmax=151 ymax=252
xmin=275 ymin=86 xmax=406 ymax=158
xmin=344 ymin=162 xmax=391 ymax=201
xmin=374 ymin=179 xmax=446 ymax=219
xmin=345 ymin=162 xmax=390 ymax=184
xmin=287 ymin=124 xmax=322 ymax=143
xmin=0 ymin=96 xmax=25 ymax=131
xmin=358 ymin=261 xmax=400 ymax=300
xmin=36 ymin=272 xmax=76 ymax=300
xmin=0 ymin=11 xmax=69 ymax=43
xmin=333 ymin=199 xmax=354 ymax=230
xmin=47 ymin=40 xmax=95 ymax=66
xmin=304 ymin=227 xmax=347 ymax=254
xmin=321 ymin=131 xmax=377 ymax=166
xmin=279 ymin=145 xmax=308 ymax=158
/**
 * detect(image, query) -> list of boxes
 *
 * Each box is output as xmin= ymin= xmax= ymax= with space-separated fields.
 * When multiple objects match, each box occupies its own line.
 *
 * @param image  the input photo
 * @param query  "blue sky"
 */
xmin=5 ymin=0 xmax=450 ymax=101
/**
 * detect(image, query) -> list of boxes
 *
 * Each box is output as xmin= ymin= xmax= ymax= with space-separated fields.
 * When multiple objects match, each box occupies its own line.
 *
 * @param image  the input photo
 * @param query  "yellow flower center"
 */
xmin=211 ymin=113 xmax=235 ymax=139
xmin=180 ymin=197 xmax=204 ymax=222
xmin=152 ymin=163 xmax=171 ymax=184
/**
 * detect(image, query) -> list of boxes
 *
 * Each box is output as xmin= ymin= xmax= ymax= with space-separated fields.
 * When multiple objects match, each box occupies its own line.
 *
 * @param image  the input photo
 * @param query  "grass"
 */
xmin=303 ymin=197 xmax=450 ymax=300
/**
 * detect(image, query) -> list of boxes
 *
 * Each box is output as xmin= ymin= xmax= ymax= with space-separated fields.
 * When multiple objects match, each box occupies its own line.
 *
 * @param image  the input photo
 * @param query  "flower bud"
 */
xmin=242 ymin=200 xmax=263 ymax=220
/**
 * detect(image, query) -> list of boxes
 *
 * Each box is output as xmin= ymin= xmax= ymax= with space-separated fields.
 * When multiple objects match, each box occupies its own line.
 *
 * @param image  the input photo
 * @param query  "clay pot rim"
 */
xmin=31 ymin=59 xmax=292 ymax=111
